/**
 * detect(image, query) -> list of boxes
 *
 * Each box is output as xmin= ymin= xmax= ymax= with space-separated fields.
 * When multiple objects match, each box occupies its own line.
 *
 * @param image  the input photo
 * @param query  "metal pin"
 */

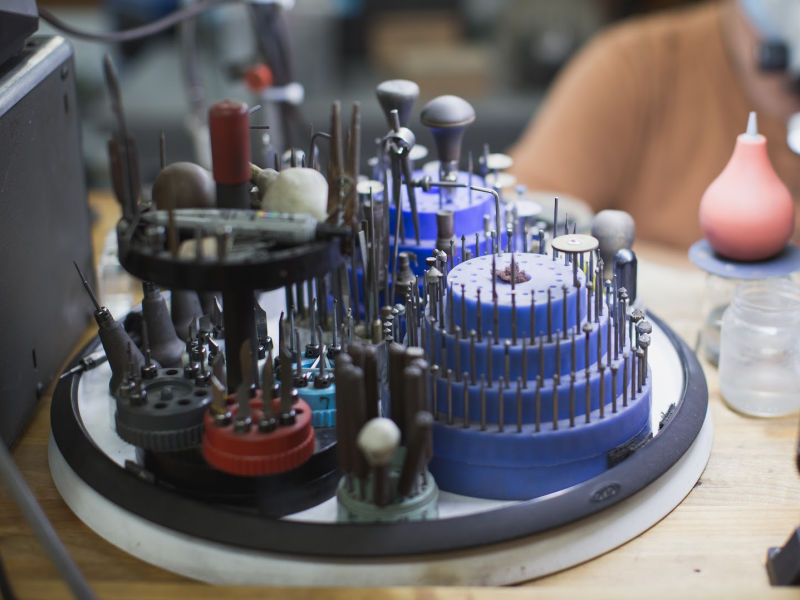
xmin=538 ymin=336 xmax=544 ymax=377
xmin=570 ymin=330 xmax=576 ymax=375
xmin=562 ymin=284 xmax=568 ymax=339
xmin=461 ymin=235 xmax=466 ymax=263
xmin=510 ymin=253 xmax=516 ymax=291
xmin=538 ymin=229 xmax=545 ymax=255
xmin=504 ymin=340 xmax=511 ymax=388
xmin=522 ymin=338 xmax=528 ymax=388
xmin=530 ymin=291 xmax=536 ymax=343
xmin=454 ymin=326 xmax=462 ymax=380
xmin=431 ymin=365 xmax=439 ymax=417
xmin=498 ymin=377 xmax=505 ymax=432
xmin=493 ymin=292 xmax=499 ymax=345
xmin=599 ymin=363 xmax=605 ymax=418
xmin=486 ymin=332 xmax=493 ymax=383
xmin=613 ymin=303 xmax=619 ymax=361
xmin=480 ymin=375 xmax=486 ymax=430
xmin=607 ymin=312 xmax=613 ymax=367
xmin=586 ymin=280 xmax=593 ymax=323
xmin=476 ymin=288 xmax=483 ymax=342
xmin=555 ymin=333 xmax=561 ymax=376
xmin=460 ymin=284 xmax=467 ymax=338
xmin=516 ymin=377 xmax=523 ymax=433
xmin=569 ymin=374 xmax=575 ymax=428
xmin=547 ymin=288 xmax=553 ymax=342
xmin=623 ymin=352 xmax=629 ymax=407
xmin=511 ymin=292 xmax=517 ymax=345
xmin=637 ymin=348 xmax=645 ymax=393
xmin=535 ymin=376 xmax=542 ymax=433
xmin=448 ymin=282 xmax=455 ymax=334
xmin=491 ymin=230 xmax=497 ymax=255
xmin=474 ymin=232 xmax=480 ymax=258
xmin=462 ymin=372 xmax=470 ymax=428
xmin=611 ymin=363 xmax=618 ymax=413
xmin=576 ymin=280 xmax=582 ymax=328
xmin=447 ymin=369 xmax=453 ymax=425
xmin=631 ymin=348 xmax=637 ymax=401
xmin=572 ymin=251 xmax=579 ymax=287
xmin=552 ymin=197 xmax=559 ymax=261
xmin=522 ymin=226 xmax=528 ymax=253
xmin=507 ymin=226 xmax=514 ymax=254
xmin=584 ymin=323 xmax=592 ymax=379
xmin=553 ymin=374 xmax=560 ymax=430
xmin=438 ymin=275 xmax=445 ymax=331
xmin=469 ymin=330 xmax=477 ymax=385
xmin=585 ymin=368 xmax=591 ymax=424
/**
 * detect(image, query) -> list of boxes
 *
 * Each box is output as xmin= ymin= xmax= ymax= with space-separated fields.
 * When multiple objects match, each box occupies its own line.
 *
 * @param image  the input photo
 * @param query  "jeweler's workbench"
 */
xmin=2 ymin=192 xmax=800 ymax=599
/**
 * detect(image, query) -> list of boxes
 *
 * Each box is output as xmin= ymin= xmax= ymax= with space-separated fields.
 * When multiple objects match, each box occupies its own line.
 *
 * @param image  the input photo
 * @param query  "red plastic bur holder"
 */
xmin=209 ymin=99 xmax=251 ymax=186
xmin=202 ymin=392 xmax=315 ymax=477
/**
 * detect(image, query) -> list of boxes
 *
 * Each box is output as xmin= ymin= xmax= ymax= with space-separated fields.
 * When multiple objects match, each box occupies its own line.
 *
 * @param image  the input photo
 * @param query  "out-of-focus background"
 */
xmin=40 ymin=0 xmax=704 ymax=187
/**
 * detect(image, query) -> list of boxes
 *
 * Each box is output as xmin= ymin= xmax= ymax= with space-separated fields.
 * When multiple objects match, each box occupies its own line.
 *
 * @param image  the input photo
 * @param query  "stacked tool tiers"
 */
xmin=423 ymin=249 xmax=652 ymax=500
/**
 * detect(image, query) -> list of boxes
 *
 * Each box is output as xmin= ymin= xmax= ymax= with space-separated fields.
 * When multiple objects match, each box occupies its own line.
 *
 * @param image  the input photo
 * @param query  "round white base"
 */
xmin=48 ymin=408 xmax=712 ymax=586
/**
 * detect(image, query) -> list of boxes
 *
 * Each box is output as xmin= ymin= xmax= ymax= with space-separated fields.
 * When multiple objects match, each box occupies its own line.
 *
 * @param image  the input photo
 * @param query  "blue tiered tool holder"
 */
xmin=424 ymin=252 xmax=652 ymax=500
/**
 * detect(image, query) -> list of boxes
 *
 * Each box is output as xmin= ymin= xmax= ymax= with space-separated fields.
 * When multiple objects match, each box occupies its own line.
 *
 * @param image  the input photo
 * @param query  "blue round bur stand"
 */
xmin=689 ymin=240 xmax=800 ymax=279
xmin=425 ymin=250 xmax=652 ymax=501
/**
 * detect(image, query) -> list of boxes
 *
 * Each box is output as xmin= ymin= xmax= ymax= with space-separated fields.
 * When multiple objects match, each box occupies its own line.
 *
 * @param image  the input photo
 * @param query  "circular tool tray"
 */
xmin=49 ymin=313 xmax=710 ymax=585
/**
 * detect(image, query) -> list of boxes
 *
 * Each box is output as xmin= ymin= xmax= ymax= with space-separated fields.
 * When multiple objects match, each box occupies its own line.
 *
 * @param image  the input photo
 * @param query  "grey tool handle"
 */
xmin=376 ymin=79 xmax=419 ymax=128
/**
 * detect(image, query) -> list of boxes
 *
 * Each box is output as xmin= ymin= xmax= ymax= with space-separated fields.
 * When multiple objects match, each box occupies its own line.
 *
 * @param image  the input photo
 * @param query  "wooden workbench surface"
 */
xmin=2 ymin=193 xmax=800 ymax=599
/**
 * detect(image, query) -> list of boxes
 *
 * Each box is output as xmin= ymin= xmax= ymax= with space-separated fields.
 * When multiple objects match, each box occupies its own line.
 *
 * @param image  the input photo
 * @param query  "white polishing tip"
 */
xmin=357 ymin=418 xmax=400 ymax=467
xmin=745 ymin=111 xmax=759 ymax=138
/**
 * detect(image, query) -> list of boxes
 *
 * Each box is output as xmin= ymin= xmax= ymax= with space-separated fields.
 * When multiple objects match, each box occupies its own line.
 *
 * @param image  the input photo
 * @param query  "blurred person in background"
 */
xmin=508 ymin=0 xmax=800 ymax=249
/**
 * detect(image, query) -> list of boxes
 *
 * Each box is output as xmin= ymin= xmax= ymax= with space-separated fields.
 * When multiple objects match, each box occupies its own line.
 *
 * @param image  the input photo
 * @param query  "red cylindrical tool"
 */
xmin=209 ymin=99 xmax=251 ymax=208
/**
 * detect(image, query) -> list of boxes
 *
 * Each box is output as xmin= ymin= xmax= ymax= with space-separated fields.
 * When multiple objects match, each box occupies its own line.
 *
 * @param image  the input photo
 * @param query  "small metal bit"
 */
xmin=454 ymin=326 xmax=462 ymax=380
xmin=553 ymin=374 xmax=560 ymax=430
xmin=630 ymin=308 xmax=645 ymax=351
xmin=630 ymin=348 xmax=637 ymax=402
xmin=498 ymin=377 xmax=505 ymax=432
xmin=561 ymin=284 xmax=568 ymax=339
xmin=555 ymin=333 xmax=561 ymax=376
xmin=585 ymin=368 xmax=591 ymax=424
xmin=552 ymin=196 xmax=559 ymax=261
xmin=510 ymin=253 xmax=517 ymax=291
xmin=491 ymin=230 xmax=497 ymax=254
xmin=480 ymin=375 xmax=486 ymax=430
xmin=507 ymin=226 xmax=514 ymax=254
xmin=474 ymin=232 xmax=480 ymax=258
xmin=575 ymin=280 xmax=582 ymax=328
xmin=571 ymin=330 xmax=576 ymax=375
xmin=446 ymin=369 xmax=453 ymax=425
xmin=462 ymin=372 xmax=470 ymax=428
xmin=516 ymin=377 xmax=523 ymax=433
xmin=441 ymin=336 xmax=448 ymax=377
xmin=586 ymin=280 xmax=593 ymax=323
xmin=530 ymin=291 xmax=536 ymax=343
xmin=637 ymin=348 xmax=645 ymax=394
xmin=538 ymin=229 xmax=545 ymax=255
xmin=538 ymin=336 xmax=544 ymax=377
xmin=493 ymin=292 xmax=499 ymax=345
xmin=611 ymin=363 xmax=618 ymax=413
xmin=491 ymin=252 xmax=497 ymax=298
xmin=438 ymin=274 xmax=445 ymax=331
xmin=639 ymin=332 xmax=650 ymax=389
xmin=449 ymin=239 xmax=455 ymax=270
xmin=622 ymin=351 xmax=629 ymax=407
xmin=569 ymin=374 xmax=575 ymax=428
xmin=607 ymin=312 xmax=613 ymax=367
xmin=431 ymin=365 xmax=439 ymax=417
xmin=461 ymin=234 xmax=466 ymax=263
xmin=511 ymin=292 xmax=517 ymax=345
xmin=584 ymin=322 xmax=592 ymax=379
xmin=535 ymin=376 xmax=542 ymax=433
xmin=476 ymin=288 xmax=483 ymax=342
xmin=289 ymin=308 xmax=296 ymax=355
xmin=522 ymin=227 xmax=528 ymax=253
xmin=599 ymin=363 xmax=605 ymax=418
xmin=547 ymin=288 xmax=553 ymax=342
xmin=428 ymin=320 xmax=435 ymax=365
xmin=618 ymin=288 xmax=629 ymax=352
xmin=572 ymin=251 xmax=579 ymax=287
xmin=460 ymin=284 xmax=467 ymax=338
xmin=73 ymin=261 xmax=101 ymax=311
xmin=504 ymin=340 xmax=511 ymax=388
xmin=521 ymin=337 xmax=528 ymax=388
xmin=397 ymin=410 xmax=433 ymax=498
xmin=486 ymin=332 xmax=493 ymax=383
xmin=294 ymin=331 xmax=305 ymax=385
xmin=448 ymin=282 xmax=455 ymax=334
xmin=469 ymin=330 xmax=477 ymax=385
xmin=234 ymin=340 xmax=253 ymax=432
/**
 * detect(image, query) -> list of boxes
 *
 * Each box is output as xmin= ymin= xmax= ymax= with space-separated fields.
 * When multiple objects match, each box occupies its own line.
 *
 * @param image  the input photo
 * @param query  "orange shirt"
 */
xmin=508 ymin=1 xmax=800 ymax=249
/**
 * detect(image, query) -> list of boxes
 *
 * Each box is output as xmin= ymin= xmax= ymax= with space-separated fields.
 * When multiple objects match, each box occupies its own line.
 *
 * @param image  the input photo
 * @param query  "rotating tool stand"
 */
xmin=423 ymin=236 xmax=653 ymax=500
xmin=116 ymin=99 xmax=349 ymax=477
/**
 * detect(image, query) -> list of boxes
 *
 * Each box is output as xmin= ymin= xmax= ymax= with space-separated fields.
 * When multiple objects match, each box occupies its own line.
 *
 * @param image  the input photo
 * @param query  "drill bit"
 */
xmin=569 ymin=374 xmax=575 ymax=428
xmin=469 ymin=330 xmax=477 ymax=385
xmin=622 ymin=351 xmax=629 ymax=407
xmin=530 ymin=291 xmax=536 ymax=343
xmin=73 ymin=261 xmax=100 ymax=311
xmin=547 ymin=288 xmax=553 ymax=342
xmin=562 ymin=284 xmax=569 ymax=339
xmin=611 ymin=363 xmax=618 ymax=414
xmin=454 ymin=326 xmax=461 ymax=381
xmin=479 ymin=375 xmax=486 ymax=431
xmin=516 ymin=377 xmax=523 ymax=433
xmin=521 ymin=337 xmax=528 ymax=388
xmin=476 ymin=288 xmax=483 ymax=342
xmin=446 ymin=369 xmax=453 ymax=425
xmin=511 ymin=292 xmax=517 ymax=345
xmin=535 ymin=376 xmax=542 ymax=433
xmin=462 ymin=372 xmax=470 ymax=428
xmin=234 ymin=340 xmax=253 ymax=433
xmin=504 ymin=340 xmax=511 ymax=388
xmin=486 ymin=333 xmax=493 ymax=383
xmin=460 ymin=284 xmax=467 ymax=338
xmin=498 ymin=376 xmax=505 ymax=432
xmin=553 ymin=374 xmax=560 ymax=430
xmin=599 ymin=363 xmax=605 ymax=419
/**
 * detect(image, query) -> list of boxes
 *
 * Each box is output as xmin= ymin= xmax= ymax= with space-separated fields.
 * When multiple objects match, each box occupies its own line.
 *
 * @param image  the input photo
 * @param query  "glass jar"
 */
xmin=719 ymin=279 xmax=800 ymax=416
